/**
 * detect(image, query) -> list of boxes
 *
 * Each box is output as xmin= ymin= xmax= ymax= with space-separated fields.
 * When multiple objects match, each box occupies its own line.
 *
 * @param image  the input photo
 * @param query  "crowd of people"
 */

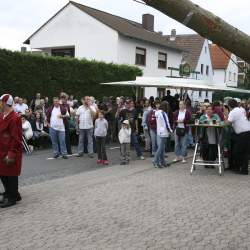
xmin=12 ymin=91 xmax=250 ymax=173
xmin=1 ymin=91 xmax=250 ymax=208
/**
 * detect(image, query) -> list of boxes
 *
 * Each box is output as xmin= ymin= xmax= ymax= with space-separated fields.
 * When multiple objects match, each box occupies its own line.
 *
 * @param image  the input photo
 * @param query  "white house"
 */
xmin=237 ymin=56 xmax=249 ymax=86
xmin=210 ymin=44 xmax=238 ymax=88
xmin=24 ymin=1 xmax=184 ymax=98
xmin=165 ymin=33 xmax=214 ymax=102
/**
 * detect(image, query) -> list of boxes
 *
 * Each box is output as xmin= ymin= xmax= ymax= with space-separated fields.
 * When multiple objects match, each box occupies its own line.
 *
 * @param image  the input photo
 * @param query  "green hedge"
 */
xmin=0 ymin=49 xmax=142 ymax=100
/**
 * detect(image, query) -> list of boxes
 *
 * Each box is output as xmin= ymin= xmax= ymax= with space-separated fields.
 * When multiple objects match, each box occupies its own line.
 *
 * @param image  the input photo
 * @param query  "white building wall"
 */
xmin=225 ymin=54 xmax=238 ymax=87
xmin=118 ymin=35 xmax=182 ymax=98
xmin=213 ymin=55 xmax=238 ymax=88
xmin=213 ymin=69 xmax=226 ymax=85
xmin=29 ymin=3 xmax=119 ymax=63
xmin=189 ymin=40 xmax=214 ymax=102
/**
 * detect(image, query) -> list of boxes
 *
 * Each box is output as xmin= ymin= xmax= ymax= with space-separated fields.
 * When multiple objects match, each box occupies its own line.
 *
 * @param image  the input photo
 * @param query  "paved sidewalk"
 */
xmin=1 ymin=157 xmax=250 ymax=250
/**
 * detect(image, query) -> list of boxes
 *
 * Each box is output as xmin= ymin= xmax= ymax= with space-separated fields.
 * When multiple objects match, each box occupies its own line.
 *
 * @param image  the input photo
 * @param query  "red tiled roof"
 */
xmin=209 ymin=44 xmax=231 ymax=69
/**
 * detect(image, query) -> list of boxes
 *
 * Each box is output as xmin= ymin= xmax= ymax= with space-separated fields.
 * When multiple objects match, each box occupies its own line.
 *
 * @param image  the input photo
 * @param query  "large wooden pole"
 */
xmin=141 ymin=0 xmax=250 ymax=63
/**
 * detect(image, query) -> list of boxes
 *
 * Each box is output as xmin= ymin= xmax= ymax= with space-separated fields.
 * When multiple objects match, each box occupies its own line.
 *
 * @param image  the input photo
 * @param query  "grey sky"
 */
xmin=0 ymin=0 xmax=249 ymax=50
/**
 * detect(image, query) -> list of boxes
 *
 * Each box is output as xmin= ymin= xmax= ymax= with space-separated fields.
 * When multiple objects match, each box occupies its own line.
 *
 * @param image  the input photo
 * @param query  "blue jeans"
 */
xmin=187 ymin=128 xmax=194 ymax=146
xmin=175 ymin=132 xmax=188 ymax=158
xmin=131 ymin=132 xmax=142 ymax=157
xmin=154 ymin=137 xmax=167 ymax=166
xmin=150 ymin=129 xmax=157 ymax=155
xmin=143 ymin=128 xmax=151 ymax=151
xmin=78 ymin=128 xmax=93 ymax=154
xmin=49 ymin=127 xmax=67 ymax=156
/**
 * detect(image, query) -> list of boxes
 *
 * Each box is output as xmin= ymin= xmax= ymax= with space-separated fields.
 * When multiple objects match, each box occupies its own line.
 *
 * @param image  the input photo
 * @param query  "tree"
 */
xmin=141 ymin=0 xmax=250 ymax=63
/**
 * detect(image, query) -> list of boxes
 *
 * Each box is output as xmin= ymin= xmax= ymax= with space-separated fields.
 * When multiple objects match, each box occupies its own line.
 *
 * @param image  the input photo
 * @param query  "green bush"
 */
xmin=0 ymin=49 xmax=142 ymax=100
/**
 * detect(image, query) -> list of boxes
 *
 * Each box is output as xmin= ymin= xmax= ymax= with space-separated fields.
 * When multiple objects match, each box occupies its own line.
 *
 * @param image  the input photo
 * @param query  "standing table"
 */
xmin=190 ymin=124 xmax=226 ymax=176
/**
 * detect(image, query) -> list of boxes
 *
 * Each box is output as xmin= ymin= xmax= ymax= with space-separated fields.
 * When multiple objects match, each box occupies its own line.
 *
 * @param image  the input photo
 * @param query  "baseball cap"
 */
xmin=0 ymin=94 xmax=14 ymax=106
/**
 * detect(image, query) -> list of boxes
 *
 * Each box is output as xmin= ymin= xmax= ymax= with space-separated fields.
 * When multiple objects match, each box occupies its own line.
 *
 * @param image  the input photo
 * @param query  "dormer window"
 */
xmin=201 ymin=64 xmax=204 ymax=74
xmin=206 ymin=65 xmax=209 ymax=76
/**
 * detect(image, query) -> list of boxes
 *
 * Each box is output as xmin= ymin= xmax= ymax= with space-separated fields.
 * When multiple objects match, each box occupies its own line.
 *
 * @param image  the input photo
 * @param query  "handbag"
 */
xmin=176 ymin=127 xmax=185 ymax=137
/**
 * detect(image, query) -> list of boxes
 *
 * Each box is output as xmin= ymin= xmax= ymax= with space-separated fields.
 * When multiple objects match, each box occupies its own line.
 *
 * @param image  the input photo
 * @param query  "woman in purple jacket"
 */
xmin=173 ymin=101 xmax=192 ymax=163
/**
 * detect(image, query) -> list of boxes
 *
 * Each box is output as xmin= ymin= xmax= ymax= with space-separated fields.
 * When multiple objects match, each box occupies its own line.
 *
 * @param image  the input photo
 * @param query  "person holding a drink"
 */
xmin=199 ymin=105 xmax=222 ymax=164
xmin=173 ymin=101 xmax=192 ymax=163
xmin=46 ymin=97 xmax=69 ymax=159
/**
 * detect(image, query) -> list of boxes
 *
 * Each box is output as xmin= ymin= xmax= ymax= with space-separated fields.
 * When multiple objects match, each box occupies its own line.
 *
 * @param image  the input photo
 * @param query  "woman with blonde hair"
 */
xmin=173 ymin=101 xmax=191 ymax=163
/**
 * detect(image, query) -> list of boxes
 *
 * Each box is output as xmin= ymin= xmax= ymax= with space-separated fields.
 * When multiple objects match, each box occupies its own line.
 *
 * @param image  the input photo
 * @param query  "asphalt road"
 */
xmin=18 ymin=146 xmax=124 ymax=186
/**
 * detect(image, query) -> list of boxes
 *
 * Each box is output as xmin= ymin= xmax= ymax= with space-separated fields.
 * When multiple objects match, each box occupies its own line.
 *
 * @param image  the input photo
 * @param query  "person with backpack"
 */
xmin=173 ymin=101 xmax=192 ymax=163
xmin=147 ymin=101 xmax=160 ymax=157
xmin=153 ymin=101 xmax=173 ymax=168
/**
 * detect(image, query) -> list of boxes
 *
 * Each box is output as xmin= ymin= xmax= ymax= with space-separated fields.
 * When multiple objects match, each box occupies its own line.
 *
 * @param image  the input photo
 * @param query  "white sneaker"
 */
xmin=182 ymin=159 xmax=187 ymax=163
xmin=140 ymin=156 xmax=145 ymax=160
xmin=173 ymin=158 xmax=179 ymax=162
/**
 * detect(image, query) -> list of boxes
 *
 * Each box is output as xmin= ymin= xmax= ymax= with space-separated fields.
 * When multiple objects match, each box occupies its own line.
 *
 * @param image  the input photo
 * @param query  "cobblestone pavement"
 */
xmin=1 ymin=156 xmax=250 ymax=250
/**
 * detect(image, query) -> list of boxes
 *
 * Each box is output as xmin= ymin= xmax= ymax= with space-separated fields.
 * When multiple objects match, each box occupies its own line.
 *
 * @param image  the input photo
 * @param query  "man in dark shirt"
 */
xmin=99 ymin=97 xmax=114 ymax=143
xmin=119 ymin=101 xmax=144 ymax=160
xmin=162 ymin=90 xmax=175 ymax=111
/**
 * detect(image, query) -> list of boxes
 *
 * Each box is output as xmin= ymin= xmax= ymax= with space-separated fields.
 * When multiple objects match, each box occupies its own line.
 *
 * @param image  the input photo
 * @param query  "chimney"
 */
xmin=170 ymin=29 xmax=176 ymax=41
xmin=142 ymin=14 xmax=154 ymax=32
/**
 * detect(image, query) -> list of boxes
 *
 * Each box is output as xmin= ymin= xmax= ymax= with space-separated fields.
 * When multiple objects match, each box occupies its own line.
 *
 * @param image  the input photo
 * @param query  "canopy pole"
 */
xmin=136 ymin=86 xmax=139 ymax=101
xmin=180 ymin=87 xmax=184 ymax=100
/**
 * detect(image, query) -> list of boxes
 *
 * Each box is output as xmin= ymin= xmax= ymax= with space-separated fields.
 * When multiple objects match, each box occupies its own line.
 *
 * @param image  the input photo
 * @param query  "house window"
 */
xmin=206 ymin=91 xmax=209 ymax=97
xmin=205 ymin=47 xmax=207 ymax=54
xmin=238 ymin=74 xmax=244 ymax=84
xmin=229 ymin=71 xmax=232 ymax=81
xmin=158 ymin=52 xmax=167 ymax=69
xmin=238 ymin=62 xmax=245 ymax=73
xmin=201 ymin=64 xmax=204 ymax=75
xmin=51 ymin=48 xmax=75 ymax=57
xmin=206 ymin=66 xmax=209 ymax=76
xmin=234 ymin=73 xmax=236 ymax=82
xmin=199 ymin=91 xmax=202 ymax=97
xmin=135 ymin=47 xmax=146 ymax=66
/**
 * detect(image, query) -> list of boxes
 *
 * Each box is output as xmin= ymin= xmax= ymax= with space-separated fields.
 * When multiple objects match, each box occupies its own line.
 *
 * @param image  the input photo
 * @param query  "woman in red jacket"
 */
xmin=0 ymin=94 xmax=23 ymax=208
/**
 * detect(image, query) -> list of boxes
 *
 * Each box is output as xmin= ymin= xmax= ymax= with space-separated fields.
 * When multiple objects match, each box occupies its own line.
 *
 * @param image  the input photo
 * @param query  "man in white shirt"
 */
xmin=76 ymin=96 xmax=96 ymax=157
xmin=46 ymin=97 xmax=69 ymax=159
xmin=14 ymin=98 xmax=28 ymax=114
xmin=227 ymin=99 xmax=250 ymax=175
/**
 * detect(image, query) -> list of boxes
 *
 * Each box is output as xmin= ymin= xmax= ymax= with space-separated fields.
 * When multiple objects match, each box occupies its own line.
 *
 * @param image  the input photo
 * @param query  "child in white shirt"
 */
xmin=94 ymin=111 xmax=109 ymax=165
xmin=118 ymin=120 xmax=131 ymax=165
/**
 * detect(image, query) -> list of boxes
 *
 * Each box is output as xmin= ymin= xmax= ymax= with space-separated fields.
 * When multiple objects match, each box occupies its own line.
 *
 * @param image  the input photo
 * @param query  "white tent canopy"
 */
xmin=100 ymin=77 xmax=250 ymax=94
